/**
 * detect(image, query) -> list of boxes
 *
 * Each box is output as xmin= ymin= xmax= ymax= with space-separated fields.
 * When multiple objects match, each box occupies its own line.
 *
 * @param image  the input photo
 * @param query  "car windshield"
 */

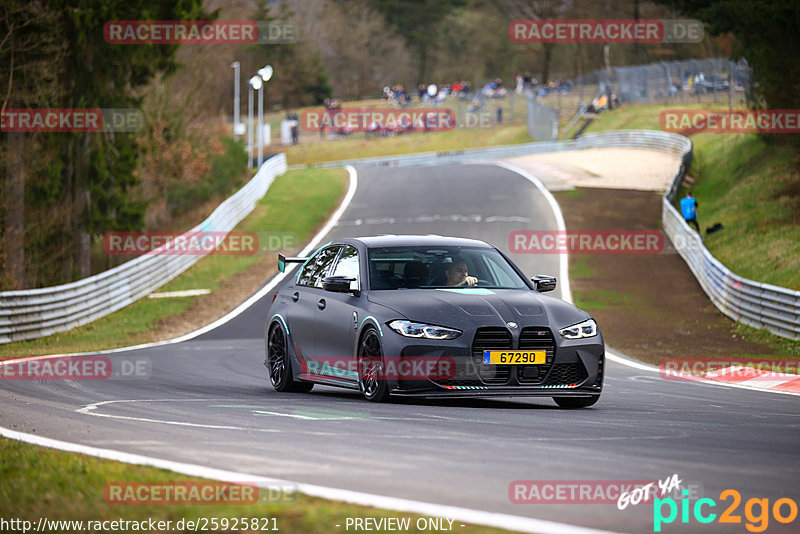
xmin=367 ymin=246 xmax=529 ymax=290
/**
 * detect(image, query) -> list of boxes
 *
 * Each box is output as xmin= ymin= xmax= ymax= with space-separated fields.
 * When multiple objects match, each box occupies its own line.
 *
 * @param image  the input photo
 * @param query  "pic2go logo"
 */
xmin=653 ymin=489 xmax=798 ymax=532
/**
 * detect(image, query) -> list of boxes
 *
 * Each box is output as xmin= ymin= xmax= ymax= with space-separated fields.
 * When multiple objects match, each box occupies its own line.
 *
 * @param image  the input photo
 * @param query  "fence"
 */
xmin=526 ymin=98 xmax=559 ymax=141
xmin=0 ymin=154 xmax=287 ymax=344
xmin=559 ymin=57 xmax=753 ymax=109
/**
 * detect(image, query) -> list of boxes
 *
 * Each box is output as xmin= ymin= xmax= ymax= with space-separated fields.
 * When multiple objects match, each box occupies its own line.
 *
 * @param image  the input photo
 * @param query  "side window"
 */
xmin=297 ymin=246 xmax=341 ymax=288
xmin=330 ymin=245 xmax=359 ymax=280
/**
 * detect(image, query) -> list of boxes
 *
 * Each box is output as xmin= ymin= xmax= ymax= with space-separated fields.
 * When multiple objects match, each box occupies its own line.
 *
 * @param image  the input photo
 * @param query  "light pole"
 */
xmin=248 ymin=75 xmax=261 ymax=169
xmin=231 ymin=61 xmax=240 ymax=141
xmin=256 ymin=65 xmax=273 ymax=168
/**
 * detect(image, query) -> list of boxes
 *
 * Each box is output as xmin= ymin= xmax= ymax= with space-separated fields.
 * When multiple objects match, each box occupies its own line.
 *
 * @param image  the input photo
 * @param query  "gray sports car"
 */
xmin=264 ymin=235 xmax=604 ymax=407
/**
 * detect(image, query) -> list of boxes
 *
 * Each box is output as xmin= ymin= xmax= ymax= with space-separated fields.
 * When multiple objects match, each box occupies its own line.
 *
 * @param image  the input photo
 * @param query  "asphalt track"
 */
xmin=2 ymin=164 xmax=799 ymax=534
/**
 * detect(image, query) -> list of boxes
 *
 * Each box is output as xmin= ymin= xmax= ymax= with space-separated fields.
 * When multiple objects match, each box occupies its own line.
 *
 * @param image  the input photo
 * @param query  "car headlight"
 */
xmin=559 ymin=318 xmax=597 ymax=339
xmin=388 ymin=320 xmax=462 ymax=340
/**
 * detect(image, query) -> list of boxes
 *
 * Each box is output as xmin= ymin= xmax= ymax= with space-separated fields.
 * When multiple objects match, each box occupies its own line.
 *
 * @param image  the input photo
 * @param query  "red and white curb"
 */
xmin=668 ymin=366 xmax=800 ymax=394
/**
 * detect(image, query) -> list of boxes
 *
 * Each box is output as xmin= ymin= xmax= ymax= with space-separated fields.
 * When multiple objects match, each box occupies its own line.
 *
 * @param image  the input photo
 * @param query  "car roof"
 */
xmin=338 ymin=235 xmax=494 ymax=249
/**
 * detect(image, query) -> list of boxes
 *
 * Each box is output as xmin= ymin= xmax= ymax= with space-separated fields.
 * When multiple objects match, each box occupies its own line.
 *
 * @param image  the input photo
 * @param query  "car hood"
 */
xmin=367 ymin=288 xmax=590 ymax=331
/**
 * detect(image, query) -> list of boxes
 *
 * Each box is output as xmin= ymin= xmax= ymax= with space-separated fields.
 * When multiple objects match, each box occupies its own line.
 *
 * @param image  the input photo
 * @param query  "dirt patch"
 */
xmin=506 ymin=148 xmax=681 ymax=191
xmin=555 ymin=188 xmax=775 ymax=365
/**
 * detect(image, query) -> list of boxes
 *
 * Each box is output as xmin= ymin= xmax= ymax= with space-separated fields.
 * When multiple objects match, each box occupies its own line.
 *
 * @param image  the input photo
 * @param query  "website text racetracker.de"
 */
xmin=509 ymin=230 xmax=664 ymax=254
xmin=0 ymin=517 xmax=278 ymax=533
xmin=509 ymin=480 xmax=702 ymax=504
xmin=298 ymin=356 xmax=456 ymax=381
xmin=1 ymin=356 xmax=111 ymax=380
xmin=299 ymin=108 xmax=456 ymax=132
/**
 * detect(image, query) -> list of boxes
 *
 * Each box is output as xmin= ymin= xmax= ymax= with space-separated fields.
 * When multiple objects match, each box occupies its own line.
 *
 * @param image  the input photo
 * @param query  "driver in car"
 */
xmin=445 ymin=257 xmax=478 ymax=287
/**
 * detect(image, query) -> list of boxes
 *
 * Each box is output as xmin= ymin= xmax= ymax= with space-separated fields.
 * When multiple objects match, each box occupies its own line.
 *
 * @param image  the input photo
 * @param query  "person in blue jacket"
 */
xmin=680 ymin=190 xmax=700 ymax=233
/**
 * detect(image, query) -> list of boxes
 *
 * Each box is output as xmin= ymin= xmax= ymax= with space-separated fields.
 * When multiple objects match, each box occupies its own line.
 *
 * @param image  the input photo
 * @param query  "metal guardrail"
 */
xmin=0 ymin=154 xmax=288 ymax=344
xmin=291 ymin=130 xmax=690 ymax=170
xmin=662 ymin=170 xmax=800 ymax=341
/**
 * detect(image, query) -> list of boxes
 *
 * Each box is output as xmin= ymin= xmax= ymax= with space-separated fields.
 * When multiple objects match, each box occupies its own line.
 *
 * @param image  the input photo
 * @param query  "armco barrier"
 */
xmin=0 ymin=154 xmax=287 ymax=344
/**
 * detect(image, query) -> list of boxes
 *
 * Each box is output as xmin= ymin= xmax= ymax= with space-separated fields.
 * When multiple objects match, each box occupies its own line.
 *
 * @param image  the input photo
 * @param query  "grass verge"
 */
xmin=586 ymin=104 xmax=800 ymax=289
xmin=283 ymin=124 xmax=529 ymax=166
xmin=0 ymin=437 xmax=511 ymax=534
xmin=0 ymin=167 xmax=348 ymax=360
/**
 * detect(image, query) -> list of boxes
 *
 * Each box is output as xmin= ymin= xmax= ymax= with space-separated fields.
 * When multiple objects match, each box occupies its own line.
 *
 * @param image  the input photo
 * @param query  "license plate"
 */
xmin=483 ymin=350 xmax=545 ymax=365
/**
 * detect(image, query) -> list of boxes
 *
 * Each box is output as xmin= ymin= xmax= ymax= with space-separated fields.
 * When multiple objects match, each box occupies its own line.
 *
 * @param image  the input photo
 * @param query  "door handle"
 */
xmin=317 ymin=299 xmax=326 ymax=310
xmin=291 ymin=292 xmax=299 ymax=302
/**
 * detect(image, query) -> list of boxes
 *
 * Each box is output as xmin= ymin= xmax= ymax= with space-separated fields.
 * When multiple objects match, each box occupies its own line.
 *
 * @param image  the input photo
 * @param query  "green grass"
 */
xmin=284 ymin=125 xmax=530 ymax=166
xmin=569 ymin=261 xmax=595 ymax=278
xmin=585 ymin=104 xmax=800 ymax=290
xmin=0 ymin=167 xmax=348 ymax=359
xmin=0 ymin=438 xmax=512 ymax=534
xmin=573 ymin=289 xmax=632 ymax=311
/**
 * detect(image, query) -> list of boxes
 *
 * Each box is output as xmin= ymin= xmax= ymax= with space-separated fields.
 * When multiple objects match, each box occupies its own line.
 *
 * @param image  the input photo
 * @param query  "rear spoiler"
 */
xmin=278 ymin=253 xmax=308 ymax=273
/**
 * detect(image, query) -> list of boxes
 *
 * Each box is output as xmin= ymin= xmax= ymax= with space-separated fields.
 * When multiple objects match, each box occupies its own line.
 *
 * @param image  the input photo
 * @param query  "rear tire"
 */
xmin=553 ymin=395 xmax=599 ymax=409
xmin=358 ymin=328 xmax=390 ymax=402
xmin=266 ymin=322 xmax=314 ymax=393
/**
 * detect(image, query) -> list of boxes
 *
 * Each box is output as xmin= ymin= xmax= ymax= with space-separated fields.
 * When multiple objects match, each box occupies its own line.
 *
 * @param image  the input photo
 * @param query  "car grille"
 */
xmin=544 ymin=362 xmax=588 ymax=385
xmin=430 ymin=326 xmax=587 ymax=389
xmin=516 ymin=327 xmax=556 ymax=384
xmin=471 ymin=327 xmax=512 ymax=383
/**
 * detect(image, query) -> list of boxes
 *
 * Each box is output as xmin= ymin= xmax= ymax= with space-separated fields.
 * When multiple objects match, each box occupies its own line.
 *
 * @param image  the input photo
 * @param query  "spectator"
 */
xmin=680 ymin=190 xmax=701 ymax=234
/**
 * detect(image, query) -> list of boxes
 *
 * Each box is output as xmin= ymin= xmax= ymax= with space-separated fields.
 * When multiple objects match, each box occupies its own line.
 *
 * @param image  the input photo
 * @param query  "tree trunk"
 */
xmin=541 ymin=43 xmax=555 ymax=84
xmin=3 ymin=132 xmax=25 ymax=289
xmin=416 ymin=43 xmax=428 ymax=86
xmin=73 ymin=132 xmax=91 ymax=278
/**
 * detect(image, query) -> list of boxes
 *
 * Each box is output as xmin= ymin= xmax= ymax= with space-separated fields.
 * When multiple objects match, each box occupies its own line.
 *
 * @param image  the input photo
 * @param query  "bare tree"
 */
xmin=0 ymin=1 xmax=66 ymax=289
xmin=497 ymin=0 xmax=567 ymax=83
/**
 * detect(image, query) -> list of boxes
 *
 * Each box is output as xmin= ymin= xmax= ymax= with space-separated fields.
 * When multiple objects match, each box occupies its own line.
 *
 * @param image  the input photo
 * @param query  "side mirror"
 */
xmin=323 ymin=276 xmax=358 ymax=295
xmin=532 ymin=275 xmax=557 ymax=292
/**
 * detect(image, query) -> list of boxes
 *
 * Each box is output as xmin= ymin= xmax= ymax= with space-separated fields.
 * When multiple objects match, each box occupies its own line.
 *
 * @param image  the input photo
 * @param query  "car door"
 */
xmin=315 ymin=245 xmax=361 ymax=383
xmin=287 ymin=245 xmax=341 ymax=368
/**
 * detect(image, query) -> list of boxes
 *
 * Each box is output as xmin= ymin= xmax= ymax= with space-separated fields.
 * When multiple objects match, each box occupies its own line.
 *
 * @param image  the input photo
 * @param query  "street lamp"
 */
xmin=248 ymin=75 xmax=262 ymax=169
xmin=256 ymin=65 xmax=273 ymax=167
xmin=231 ymin=61 xmax=240 ymax=141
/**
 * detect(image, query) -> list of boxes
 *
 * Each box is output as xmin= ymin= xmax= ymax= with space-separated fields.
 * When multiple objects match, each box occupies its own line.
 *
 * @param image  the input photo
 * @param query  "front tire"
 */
xmin=357 ymin=328 xmax=390 ymax=402
xmin=553 ymin=395 xmax=599 ymax=409
xmin=266 ymin=322 xmax=313 ymax=393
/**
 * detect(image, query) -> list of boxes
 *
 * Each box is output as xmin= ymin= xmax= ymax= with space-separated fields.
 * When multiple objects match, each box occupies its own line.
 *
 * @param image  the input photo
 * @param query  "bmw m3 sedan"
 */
xmin=264 ymin=235 xmax=604 ymax=407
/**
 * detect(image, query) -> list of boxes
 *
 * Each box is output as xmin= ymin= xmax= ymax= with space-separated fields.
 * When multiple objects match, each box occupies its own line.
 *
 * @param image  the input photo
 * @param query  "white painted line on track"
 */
xmin=480 ymin=161 xmax=572 ymax=305
xmin=75 ymin=399 xmax=281 ymax=432
xmin=0 ymin=425 xmax=623 ymax=534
